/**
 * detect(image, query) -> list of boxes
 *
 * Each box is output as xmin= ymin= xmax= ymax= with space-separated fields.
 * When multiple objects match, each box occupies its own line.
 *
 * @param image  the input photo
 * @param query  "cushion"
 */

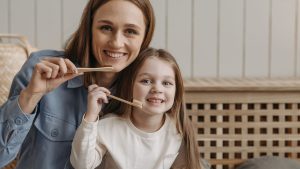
xmin=235 ymin=156 xmax=300 ymax=169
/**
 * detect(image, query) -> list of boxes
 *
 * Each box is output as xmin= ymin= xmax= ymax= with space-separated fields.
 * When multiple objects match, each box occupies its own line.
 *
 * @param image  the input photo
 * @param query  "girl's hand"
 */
xmin=25 ymin=57 xmax=81 ymax=96
xmin=85 ymin=84 xmax=110 ymax=122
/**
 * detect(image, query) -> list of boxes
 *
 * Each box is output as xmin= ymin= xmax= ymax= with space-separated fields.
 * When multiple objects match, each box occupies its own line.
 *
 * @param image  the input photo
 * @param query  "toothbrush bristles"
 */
xmin=132 ymin=99 xmax=143 ymax=109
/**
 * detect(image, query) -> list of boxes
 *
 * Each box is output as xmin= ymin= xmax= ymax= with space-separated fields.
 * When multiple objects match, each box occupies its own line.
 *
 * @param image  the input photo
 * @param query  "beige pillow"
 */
xmin=236 ymin=156 xmax=300 ymax=169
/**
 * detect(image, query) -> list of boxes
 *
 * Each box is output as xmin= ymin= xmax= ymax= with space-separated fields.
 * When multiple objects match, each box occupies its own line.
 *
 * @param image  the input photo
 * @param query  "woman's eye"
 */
xmin=125 ymin=29 xmax=138 ymax=35
xmin=100 ymin=25 xmax=112 ymax=32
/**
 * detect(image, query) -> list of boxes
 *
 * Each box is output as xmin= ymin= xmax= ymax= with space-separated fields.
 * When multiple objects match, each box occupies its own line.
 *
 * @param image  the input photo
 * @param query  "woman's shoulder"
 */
xmin=29 ymin=49 xmax=65 ymax=60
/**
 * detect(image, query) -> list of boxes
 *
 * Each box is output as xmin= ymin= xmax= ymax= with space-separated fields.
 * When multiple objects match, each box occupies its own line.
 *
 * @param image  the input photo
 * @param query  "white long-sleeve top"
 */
xmin=70 ymin=114 xmax=182 ymax=169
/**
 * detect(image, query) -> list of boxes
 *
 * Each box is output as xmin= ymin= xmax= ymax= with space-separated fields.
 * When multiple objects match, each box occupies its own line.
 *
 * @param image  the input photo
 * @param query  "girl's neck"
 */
xmin=130 ymin=111 xmax=166 ymax=133
xmin=96 ymin=72 xmax=117 ymax=88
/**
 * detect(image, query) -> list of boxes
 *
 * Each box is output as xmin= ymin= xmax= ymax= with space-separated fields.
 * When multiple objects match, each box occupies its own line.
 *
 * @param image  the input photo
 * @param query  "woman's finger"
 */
xmin=41 ymin=61 xmax=60 ymax=78
xmin=42 ymin=57 xmax=76 ymax=75
xmin=35 ymin=62 xmax=53 ymax=79
xmin=64 ymin=58 xmax=77 ymax=73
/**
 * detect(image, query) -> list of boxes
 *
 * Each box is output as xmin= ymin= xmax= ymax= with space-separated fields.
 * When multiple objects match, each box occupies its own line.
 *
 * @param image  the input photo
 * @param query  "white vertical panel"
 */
xmin=271 ymin=0 xmax=295 ymax=77
xmin=168 ymin=0 xmax=192 ymax=78
xmin=194 ymin=0 xmax=218 ymax=78
xmin=63 ymin=0 xmax=87 ymax=44
xmin=245 ymin=0 xmax=269 ymax=77
xmin=297 ymin=0 xmax=300 ymax=76
xmin=150 ymin=0 xmax=167 ymax=49
xmin=37 ymin=0 xmax=61 ymax=50
xmin=10 ymin=0 xmax=36 ymax=46
xmin=219 ymin=0 xmax=244 ymax=77
xmin=0 ymin=0 xmax=9 ymax=33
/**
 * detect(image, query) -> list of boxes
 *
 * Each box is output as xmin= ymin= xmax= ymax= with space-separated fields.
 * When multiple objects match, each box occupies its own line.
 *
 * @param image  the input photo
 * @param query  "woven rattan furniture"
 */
xmin=0 ymin=34 xmax=35 ymax=169
xmin=184 ymin=78 xmax=300 ymax=169
xmin=0 ymin=34 xmax=35 ymax=105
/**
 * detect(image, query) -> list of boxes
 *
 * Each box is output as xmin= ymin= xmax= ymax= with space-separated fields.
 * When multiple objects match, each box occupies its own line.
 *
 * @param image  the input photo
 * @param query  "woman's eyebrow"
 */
xmin=97 ymin=20 xmax=142 ymax=31
xmin=96 ymin=20 xmax=113 ymax=24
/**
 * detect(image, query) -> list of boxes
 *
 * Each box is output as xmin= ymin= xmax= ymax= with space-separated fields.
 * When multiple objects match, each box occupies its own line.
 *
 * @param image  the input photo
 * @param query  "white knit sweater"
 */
xmin=70 ymin=114 xmax=182 ymax=169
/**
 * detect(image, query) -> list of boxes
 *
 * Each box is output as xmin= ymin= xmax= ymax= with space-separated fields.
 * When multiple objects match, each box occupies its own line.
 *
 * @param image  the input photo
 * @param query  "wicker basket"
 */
xmin=0 ymin=34 xmax=35 ymax=106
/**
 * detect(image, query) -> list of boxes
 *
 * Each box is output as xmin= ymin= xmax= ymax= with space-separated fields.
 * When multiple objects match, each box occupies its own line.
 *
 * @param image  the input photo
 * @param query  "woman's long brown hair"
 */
xmin=104 ymin=48 xmax=202 ymax=169
xmin=64 ymin=0 xmax=155 ymax=87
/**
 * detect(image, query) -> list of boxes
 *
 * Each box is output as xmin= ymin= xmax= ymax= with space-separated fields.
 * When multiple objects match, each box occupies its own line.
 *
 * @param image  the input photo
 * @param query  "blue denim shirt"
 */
xmin=0 ymin=50 xmax=88 ymax=169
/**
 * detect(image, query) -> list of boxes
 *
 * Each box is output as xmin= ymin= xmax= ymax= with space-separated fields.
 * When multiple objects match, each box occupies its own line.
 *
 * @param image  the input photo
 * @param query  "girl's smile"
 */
xmin=132 ymin=57 xmax=176 ymax=116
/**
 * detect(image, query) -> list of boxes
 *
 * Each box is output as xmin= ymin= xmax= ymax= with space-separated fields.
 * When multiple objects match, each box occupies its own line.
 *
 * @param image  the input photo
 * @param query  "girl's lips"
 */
xmin=146 ymin=98 xmax=164 ymax=103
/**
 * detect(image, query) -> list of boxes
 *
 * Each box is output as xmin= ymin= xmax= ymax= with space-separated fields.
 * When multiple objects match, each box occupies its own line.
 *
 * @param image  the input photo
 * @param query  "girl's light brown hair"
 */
xmin=64 ymin=0 xmax=155 ymax=87
xmin=104 ymin=47 xmax=202 ymax=169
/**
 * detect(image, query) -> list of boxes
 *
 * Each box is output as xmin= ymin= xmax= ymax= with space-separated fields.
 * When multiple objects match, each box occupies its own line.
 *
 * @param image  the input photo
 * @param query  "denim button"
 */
xmin=14 ymin=117 xmax=23 ymax=125
xmin=51 ymin=129 xmax=59 ymax=137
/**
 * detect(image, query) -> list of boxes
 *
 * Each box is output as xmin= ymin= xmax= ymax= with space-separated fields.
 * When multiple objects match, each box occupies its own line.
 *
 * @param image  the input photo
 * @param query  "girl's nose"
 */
xmin=109 ymin=32 xmax=125 ymax=48
xmin=150 ymin=84 xmax=163 ymax=93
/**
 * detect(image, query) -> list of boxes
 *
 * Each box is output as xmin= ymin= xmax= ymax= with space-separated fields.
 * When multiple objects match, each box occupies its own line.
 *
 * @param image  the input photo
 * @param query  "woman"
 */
xmin=0 ymin=0 xmax=155 ymax=169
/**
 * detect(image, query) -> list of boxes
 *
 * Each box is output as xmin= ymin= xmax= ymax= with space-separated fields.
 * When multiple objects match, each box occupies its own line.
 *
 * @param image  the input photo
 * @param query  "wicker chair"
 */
xmin=0 ymin=34 xmax=35 ymax=169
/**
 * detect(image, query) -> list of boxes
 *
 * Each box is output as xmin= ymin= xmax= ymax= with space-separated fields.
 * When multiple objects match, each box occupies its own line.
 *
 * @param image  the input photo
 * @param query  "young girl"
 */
xmin=71 ymin=48 xmax=208 ymax=169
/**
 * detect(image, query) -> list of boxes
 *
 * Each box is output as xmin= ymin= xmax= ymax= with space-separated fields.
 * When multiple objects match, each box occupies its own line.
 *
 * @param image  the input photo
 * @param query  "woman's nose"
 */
xmin=109 ymin=32 xmax=125 ymax=48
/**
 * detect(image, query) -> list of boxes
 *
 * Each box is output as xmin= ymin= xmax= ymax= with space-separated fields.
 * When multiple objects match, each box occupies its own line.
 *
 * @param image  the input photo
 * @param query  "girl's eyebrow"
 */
xmin=97 ymin=20 xmax=142 ymax=31
xmin=138 ymin=73 xmax=175 ymax=80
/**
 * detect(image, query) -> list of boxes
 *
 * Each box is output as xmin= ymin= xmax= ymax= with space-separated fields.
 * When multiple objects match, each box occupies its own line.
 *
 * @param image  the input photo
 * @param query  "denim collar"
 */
xmin=67 ymin=75 xmax=84 ymax=88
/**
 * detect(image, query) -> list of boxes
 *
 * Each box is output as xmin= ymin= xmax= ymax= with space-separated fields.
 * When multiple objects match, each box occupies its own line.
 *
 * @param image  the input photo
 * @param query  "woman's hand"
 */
xmin=26 ymin=57 xmax=81 ymax=95
xmin=19 ymin=57 xmax=82 ymax=114
xmin=85 ymin=84 xmax=111 ymax=122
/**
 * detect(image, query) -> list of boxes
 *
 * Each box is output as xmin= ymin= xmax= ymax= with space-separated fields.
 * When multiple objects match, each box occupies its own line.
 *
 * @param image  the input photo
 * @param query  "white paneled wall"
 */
xmin=0 ymin=0 xmax=299 ymax=78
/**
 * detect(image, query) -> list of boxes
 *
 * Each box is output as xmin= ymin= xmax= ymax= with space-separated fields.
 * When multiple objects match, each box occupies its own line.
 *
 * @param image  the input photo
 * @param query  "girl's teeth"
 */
xmin=147 ymin=99 xmax=163 ymax=103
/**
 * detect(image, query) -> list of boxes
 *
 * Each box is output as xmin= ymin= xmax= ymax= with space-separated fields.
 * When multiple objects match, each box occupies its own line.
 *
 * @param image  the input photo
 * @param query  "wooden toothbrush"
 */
xmin=107 ymin=94 xmax=143 ymax=109
xmin=77 ymin=67 xmax=114 ymax=73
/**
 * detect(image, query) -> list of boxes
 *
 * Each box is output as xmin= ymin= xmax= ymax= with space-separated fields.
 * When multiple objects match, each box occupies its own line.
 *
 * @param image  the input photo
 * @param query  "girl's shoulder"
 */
xmin=98 ymin=113 xmax=126 ymax=127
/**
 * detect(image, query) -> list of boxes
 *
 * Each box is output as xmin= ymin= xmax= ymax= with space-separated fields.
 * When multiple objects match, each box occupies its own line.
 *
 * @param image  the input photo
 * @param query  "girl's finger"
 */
xmin=88 ymin=88 xmax=109 ymax=103
xmin=97 ymin=87 xmax=111 ymax=95
xmin=88 ymin=84 xmax=99 ymax=93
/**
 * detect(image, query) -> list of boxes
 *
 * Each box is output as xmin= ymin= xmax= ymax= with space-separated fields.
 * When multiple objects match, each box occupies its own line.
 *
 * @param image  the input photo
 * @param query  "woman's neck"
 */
xmin=96 ymin=72 xmax=117 ymax=88
xmin=130 ymin=111 xmax=166 ymax=133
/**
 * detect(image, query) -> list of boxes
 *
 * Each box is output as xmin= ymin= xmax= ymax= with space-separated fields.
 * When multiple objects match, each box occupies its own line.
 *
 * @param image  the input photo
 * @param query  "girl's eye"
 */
xmin=140 ymin=79 xmax=151 ymax=85
xmin=163 ymin=81 xmax=174 ymax=86
xmin=125 ymin=29 xmax=138 ymax=35
xmin=100 ymin=25 xmax=112 ymax=32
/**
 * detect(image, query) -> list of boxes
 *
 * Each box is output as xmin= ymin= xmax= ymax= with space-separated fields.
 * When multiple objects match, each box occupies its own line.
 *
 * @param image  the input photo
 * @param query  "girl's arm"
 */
xmin=70 ymin=85 xmax=110 ymax=169
xmin=70 ymin=118 xmax=107 ymax=169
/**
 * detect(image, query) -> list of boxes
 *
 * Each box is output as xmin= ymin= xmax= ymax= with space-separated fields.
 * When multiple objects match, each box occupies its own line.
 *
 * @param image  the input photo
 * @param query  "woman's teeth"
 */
xmin=105 ymin=51 xmax=124 ymax=58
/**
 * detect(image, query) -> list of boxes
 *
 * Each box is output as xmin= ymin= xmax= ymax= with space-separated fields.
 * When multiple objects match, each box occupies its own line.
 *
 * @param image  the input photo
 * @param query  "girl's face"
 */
xmin=133 ymin=57 xmax=176 ymax=116
xmin=92 ymin=0 xmax=146 ymax=72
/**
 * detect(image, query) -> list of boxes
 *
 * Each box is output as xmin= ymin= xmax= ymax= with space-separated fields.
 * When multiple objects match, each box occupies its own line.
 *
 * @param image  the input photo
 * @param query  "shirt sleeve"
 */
xmin=0 ymin=52 xmax=39 ymax=167
xmin=70 ymin=117 xmax=107 ymax=169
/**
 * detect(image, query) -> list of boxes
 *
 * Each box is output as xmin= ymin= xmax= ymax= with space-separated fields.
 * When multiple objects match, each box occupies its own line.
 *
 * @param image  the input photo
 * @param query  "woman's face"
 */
xmin=92 ymin=0 xmax=146 ymax=72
